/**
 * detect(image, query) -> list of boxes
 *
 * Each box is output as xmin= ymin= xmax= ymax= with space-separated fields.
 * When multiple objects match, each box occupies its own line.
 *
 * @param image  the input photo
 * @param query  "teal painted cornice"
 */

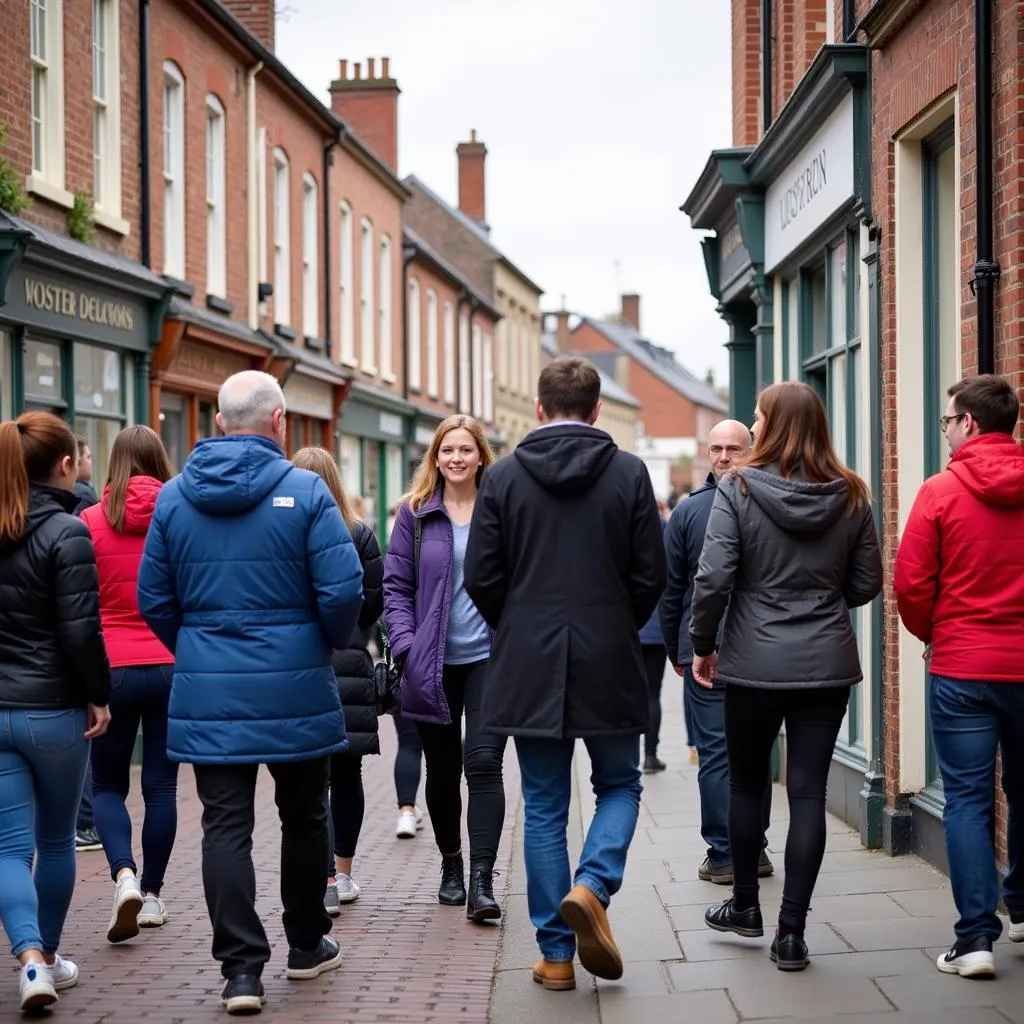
xmin=682 ymin=148 xmax=755 ymax=230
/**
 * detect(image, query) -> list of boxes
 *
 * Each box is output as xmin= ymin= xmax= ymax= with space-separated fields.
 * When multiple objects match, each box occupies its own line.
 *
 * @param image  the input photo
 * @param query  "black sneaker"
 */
xmin=75 ymin=827 xmax=102 ymax=852
xmin=697 ymin=857 xmax=733 ymax=885
xmin=758 ymin=852 xmax=775 ymax=877
xmin=285 ymin=936 xmax=342 ymax=980
xmin=643 ymin=754 xmax=667 ymax=773
xmin=438 ymin=854 xmax=467 ymax=906
xmin=221 ymin=974 xmax=265 ymax=1015
xmin=770 ymin=931 xmax=809 ymax=971
xmin=935 ymin=935 xmax=995 ymax=978
xmin=704 ymin=899 xmax=763 ymax=937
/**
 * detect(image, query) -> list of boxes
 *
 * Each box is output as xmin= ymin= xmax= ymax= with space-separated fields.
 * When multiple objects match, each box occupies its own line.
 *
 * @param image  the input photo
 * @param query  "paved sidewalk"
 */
xmin=491 ymin=675 xmax=1024 ymax=1024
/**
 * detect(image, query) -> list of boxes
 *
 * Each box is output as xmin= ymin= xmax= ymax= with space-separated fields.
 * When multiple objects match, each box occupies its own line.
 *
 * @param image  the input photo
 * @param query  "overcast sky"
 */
xmin=277 ymin=0 xmax=733 ymax=386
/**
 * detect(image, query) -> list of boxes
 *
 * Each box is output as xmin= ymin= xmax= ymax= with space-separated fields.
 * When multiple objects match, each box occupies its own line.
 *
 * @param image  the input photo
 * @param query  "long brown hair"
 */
xmin=402 ymin=415 xmax=495 ymax=512
xmin=742 ymin=381 xmax=870 ymax=511
xmin=0 ymin=412 xmax=78 ymax=544
xmin=104 ymin=425 xmax=174 ymax=534
xmin=292 ymin=446 xmax=357 ymax=530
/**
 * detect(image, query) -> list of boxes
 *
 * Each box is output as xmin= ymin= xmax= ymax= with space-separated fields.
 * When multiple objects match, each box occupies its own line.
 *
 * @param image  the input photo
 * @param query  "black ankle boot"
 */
xmin=467 ymin=864 xmax=501 ymax=922
xmin=438 ymin=854 xmax=467 ymax=905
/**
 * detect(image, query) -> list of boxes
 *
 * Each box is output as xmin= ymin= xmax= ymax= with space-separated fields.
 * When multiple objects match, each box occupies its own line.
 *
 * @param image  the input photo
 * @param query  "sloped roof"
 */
xmin=402 ymin=226 xmax=502 ymax=320
xmin=579 ymin=318 xmax=727 ymax=413
xmin=539 ymin=333 xmax=641 ymax=409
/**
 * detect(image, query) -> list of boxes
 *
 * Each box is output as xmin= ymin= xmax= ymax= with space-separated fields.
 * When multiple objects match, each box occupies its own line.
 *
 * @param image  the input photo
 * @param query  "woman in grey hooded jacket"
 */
xmin=689 ymin=381 xmax=882 ymax=972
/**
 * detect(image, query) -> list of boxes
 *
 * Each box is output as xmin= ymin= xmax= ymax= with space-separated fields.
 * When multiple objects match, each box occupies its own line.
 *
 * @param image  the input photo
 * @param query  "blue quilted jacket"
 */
xmin=137 ymin=435 xmax=364 ymax=764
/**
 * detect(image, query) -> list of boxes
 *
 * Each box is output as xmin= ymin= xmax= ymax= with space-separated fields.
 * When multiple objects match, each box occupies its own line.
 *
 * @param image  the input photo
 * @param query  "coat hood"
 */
xmin=738 ymin=466 xmax=850 ymax=535
xmin=947 ymin=433 xmax=1024 ymax=508
xmin=102 ymin=475 xmax=164 ymax=535
xmin=514 ymin=424 xmax=618 ymax=497
xmin=178 ymin=435 xmax=292 ymax=516
xmin=0 ymin=485 xmax=78 ymax=553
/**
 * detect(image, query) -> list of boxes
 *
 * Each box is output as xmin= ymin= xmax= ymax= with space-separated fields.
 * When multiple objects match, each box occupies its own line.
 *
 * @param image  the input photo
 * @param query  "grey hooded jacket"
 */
xmin=689 ymin=467 xmax=882 ymax=689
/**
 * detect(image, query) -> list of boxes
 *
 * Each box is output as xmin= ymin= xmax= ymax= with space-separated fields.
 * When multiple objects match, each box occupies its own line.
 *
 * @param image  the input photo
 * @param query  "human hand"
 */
xmin=692 ymin=653 xmax=718 ymax=688
xmin=84 ymin=704 xmax=111 ymax=739
xmin=671 ymin=663 xmax=685 ymax=677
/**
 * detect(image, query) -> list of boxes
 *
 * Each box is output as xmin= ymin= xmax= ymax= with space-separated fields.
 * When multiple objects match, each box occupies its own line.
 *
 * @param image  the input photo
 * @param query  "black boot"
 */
xmin=467 ymin=864 xmax=501 ymax=923
xmin=438 ymin=854 xmax=467 ymax=905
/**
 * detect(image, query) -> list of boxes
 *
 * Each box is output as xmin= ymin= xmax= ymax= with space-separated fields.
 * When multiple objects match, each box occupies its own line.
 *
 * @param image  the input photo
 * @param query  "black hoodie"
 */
xmin=464 ymin=423 xmax=666 ymax=739
xmin=0 ymin=485 xmax=111 ymax=709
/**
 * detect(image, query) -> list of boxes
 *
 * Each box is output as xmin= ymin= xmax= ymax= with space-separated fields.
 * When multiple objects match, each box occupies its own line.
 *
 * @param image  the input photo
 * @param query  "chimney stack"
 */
xmin=221 ymin=0 xmax=276 ymax=52
xmin=328 ymin=57 xmax=401 ymax=172
xmin=554 ymin=308 xmax=571 ymax=352
xmin=456 ymin=130 xmax=488 ymax=226
xmin=621 ymin=293 xmax=640 ymax=332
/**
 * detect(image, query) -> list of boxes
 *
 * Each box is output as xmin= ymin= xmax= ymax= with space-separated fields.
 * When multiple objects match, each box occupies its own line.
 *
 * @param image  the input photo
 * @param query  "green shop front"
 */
xmin=0 ymin=213 xmax=172 ymax=482
xmin=683 ymin=44 xmax=887 ymax=849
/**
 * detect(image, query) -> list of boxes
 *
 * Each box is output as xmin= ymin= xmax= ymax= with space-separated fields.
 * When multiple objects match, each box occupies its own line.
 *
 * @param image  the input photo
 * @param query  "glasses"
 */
xmin=939 ymin=413 xmax=966 ymax=433
xmin=708 ymin=445 xmax=746 ymax=457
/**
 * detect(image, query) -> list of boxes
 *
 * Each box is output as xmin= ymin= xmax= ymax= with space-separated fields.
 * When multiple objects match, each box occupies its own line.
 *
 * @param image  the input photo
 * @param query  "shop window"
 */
xmin=24 ymin=339 xmax=65 ymax=410
xmin=360 ymin=217 xmax=375 ymax=371
xmin=426 ymin=289 xmax=438 ymax=398
xmin=92 ymin=0 xmax=121 ymax=217
xmin=159 ymin=392 xmax=186 ymax=472
xmin=162 ymin=62 xmax=185 ymax=279
xmin=407 ymin=277 xmax=421 ymax=392
xmin=379 ymin=235 xmax=393 ymax=378
xmin=73 ymin=343 xmax=124 ymax=486
xmin=338 ymin=201 xmax=355 ymax=364
xmin=362 ymin=439 xmax=380 ymax=533
xmin=198 ymin=400 xmax=217 ymax=440
xmin=205 ymin=95 xmax=226 ymax=298
xmin=458 ymin=312 xmax=471 ymax=414
xmin=339 ymin=434 xmax=360 ymax=502
xmin=301 ymin=173 xmax=318 ymax=337
xmin=30 ymin=0 xmax=65 ymax=191
xmin=273 ymin=148 xmax=291 ymax=326
xmin=443 ymin=301 xmax=456 ymax=404
xmin=0 ymin=330 xmax=11 ymax=418
xmin=385 ymin=442 xmax=404 ymax=535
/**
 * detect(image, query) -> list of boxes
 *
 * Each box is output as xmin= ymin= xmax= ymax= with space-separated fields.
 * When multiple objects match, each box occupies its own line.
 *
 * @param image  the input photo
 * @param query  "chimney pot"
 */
xmin=621 ymin=293 xmax=641 ymax=332
xmin=382 ymin=57 xmax=390 ymax=78
xmin=353 ymin=61 xmax=362 ymax=80
xmin=339 ymin=59 xmax=348 ymax=79
xmin=328 ymin=57 xmax=401 ymax=172
xmin=368 ymin=57 xmax=376 ymax=78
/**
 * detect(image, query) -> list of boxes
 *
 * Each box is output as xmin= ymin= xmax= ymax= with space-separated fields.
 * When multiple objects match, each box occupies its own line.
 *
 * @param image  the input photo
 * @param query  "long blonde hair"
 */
xmin=292 ymin=446 xmax=357 ymax=530
xmin=403 ymin=415 xmax=495 ymax=512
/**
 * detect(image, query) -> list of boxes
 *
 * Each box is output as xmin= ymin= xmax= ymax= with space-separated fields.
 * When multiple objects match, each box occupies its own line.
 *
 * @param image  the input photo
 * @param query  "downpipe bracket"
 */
xmin=968 ymin=259 xmax=1001 ymax=296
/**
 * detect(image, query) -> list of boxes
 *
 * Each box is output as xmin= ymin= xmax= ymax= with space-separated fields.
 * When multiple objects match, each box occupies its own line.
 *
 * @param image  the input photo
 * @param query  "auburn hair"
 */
xmin=0 ymin=412 xmax=79 ymax=544
xmin=402 ymin=415 xmax=494 ymax=512
xmin=103 ymin=425 xmax=174 ymax=534
xmin=292 ymin=446 xmax=357 ymax=531
xmin=741 ymin=381 xmax=870 ymax=512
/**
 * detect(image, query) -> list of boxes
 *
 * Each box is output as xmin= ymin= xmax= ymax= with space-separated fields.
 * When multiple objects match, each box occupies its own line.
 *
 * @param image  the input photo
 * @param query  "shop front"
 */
xmin=406 ymin=407 xmax=446 ymax=482
xmin=281 ymin=349 xmax=350 ymax=460
xmin=0 ymin=212 xmax=174 ymax=482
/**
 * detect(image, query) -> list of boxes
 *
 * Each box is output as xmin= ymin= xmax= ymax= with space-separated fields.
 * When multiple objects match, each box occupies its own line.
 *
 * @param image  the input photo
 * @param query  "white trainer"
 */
xmin=107 ymin=873 xmax=143 ymax=944
xmin=19 ymin=961 xmax=57 ymax=1012
xmin=396 ymin=806 xmax=424 ymax=838
xmin=336 ymin=873 xmax=361 ymax=903
xmin=935 ymin=941 xmax=996 ymax=978
xmin=138 ymin=894 xmax=168 ymax=928
xmin=50 ymin=954 xmax=79 ymax=991
xmin=1009 ymin=916 xmax=1024 ymax=943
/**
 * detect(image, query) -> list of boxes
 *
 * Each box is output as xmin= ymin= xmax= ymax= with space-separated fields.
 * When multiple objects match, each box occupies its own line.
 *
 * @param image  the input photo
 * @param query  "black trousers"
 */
xmin=642 ymin=644 xmax=667 ymax=756
xmin=325 ymin=753 xmax=364 ymax=874
xmin=193 ymin=757 xmax=332 ymax=978
xmin=393 ymin=710 xmax=423 ymax=808
xmin=415 ymin=660 xmax=506 ymax=867
xmin=725 ymin=684 xmax=850 ymax=929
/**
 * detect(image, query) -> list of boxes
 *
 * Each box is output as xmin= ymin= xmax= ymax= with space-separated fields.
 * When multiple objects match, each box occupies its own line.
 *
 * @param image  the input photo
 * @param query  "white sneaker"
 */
xmin=107 ymin=873 xmax=143 ymax=944
xmin=1009 ymin=916 xmax=1024 ymax=943
xmin=19 ymin=961 xmax=57 ymax=1012
xmin=336 ymin=873 xmax=360 ymax=904
xmin=138 ymin=894 xmax=168 ymax=928
xmin=50 ymin=954 xmax=79 ymax=991
xmin=396 ymin=806 xmax=424 ymax=838
xmin=935 ymin=940 xmax=996 ymax=978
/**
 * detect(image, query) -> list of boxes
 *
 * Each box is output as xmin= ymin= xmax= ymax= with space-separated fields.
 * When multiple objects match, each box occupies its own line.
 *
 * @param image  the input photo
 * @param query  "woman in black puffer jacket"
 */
xmin=292 ymin=448 xmax=383 ymax=914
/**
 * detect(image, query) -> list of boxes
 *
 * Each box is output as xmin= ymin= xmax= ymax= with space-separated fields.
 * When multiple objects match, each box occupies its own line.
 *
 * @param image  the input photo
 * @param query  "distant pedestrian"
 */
xmin=0 ymin=412 xmax=111 ymax=1011
xmin=465 ymin=356 xmax=665 ymax=991
xmin=895 ymin=374 xmax=1024 ymax=978
xmin=138 ymin=371 xmax=364 ymax=1016
xmin=638 ymin=503 xmax=670 ymax=773
xmin=691 ymin=382 xmax=881 ymax=972
xmin=383 ymin=415 xmax=506 ymax=923
xmin=72 ymin=435 xmax=99 ymax=515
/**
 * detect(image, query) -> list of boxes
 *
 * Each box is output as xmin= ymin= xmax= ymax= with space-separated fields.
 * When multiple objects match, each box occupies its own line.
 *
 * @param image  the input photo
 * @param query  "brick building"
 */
xmin=682 ymin=0 xmax=1023 ymax=868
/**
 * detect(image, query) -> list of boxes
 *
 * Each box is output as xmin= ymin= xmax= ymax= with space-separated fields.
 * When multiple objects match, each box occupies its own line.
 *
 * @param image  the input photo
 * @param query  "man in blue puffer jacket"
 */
xmin=138 ymin=370 xmax=363 ymax=1015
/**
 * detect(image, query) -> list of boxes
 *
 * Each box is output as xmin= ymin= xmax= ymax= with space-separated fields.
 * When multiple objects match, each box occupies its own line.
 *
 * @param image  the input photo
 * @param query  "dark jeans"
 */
xmin=76 ymin=759 xmax=94 ymax=831
xmin=194 ymin=757 xmax=331 ymax=978
xmin=325 ymin=754 xmax=363 ymax=875
xmin=415 ymin=660 xmax=506 ymax=867
xmin=394 ymin=711 xmax=423 ymax=808
xmin=642 ymin=644 xmax=667 ymax=756
xmin=930 ymin=674 xmax=1024 ymax=943
xmin=725 ymin=684 xmax=849 ymax=929
xmin=91 ymin=665 xmax=179 ymax=894
xmin=686 ymin=667 xmax=771 ymax=866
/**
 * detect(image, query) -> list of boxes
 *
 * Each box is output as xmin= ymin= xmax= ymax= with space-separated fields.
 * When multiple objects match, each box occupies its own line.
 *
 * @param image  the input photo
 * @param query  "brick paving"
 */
xmin=0 ymin=719 xmax=519 ymax=1023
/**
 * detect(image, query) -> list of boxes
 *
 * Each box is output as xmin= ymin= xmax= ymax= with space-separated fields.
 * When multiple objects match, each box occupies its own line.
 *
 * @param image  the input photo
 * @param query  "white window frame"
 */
xmin=443 ymin=300 xmax=456 ymax=404
xmin=482 ymin=330 xmax=494 ymax=422
xmin=301 ymin=172 xmax=318 ymax=337
xmin=360 ymin=217 xmax=375 ymax=372
xmin=407 ymin=276 xmax=422 ymax=392
xmin=29 ymin=0 xmax=66 ymax=198
xmin=497 ymin=317 xmax=508 ymax=389
xmin=204 ymin=95 xmax=226 ymax=298
xmin=272 ymin=148 xmax=291 ymax=326
xmin=338 ymin=201 xmax=355 ymax=365
xmin=459 ymin=312 xmax=471 ymax=414
xmin=162 ymin=62 xmax=185 ymax=279
xmin=471 ymin=322 xmax=484 ymax=417
xmin=92 ymin=0 xmax=121 ymax=221
xmin=426 ymin=289 xmax=439 ymax=398
xmin=379 ymin=235 xmax=393 ymax=378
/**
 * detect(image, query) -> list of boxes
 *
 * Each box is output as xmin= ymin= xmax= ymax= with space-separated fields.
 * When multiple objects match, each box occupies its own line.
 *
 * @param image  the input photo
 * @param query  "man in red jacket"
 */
xmin=894 ymin=373 xmax=1024 ymax=980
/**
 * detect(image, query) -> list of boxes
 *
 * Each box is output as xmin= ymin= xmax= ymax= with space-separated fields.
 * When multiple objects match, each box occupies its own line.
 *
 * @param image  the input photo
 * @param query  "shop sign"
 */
xmin=414 ymin=425 xmax=435 ymax=447
xmin=5 ymin=267 xmax=150 ymax=351
xmin=284 ymin=373 xmax=335 ymax=419
xmin=379 ymin=412 xmax=403 ymax=438
xmin=169 ymin=342 xmax=249 ymax=385
xmin=764 ymin=92 xmax=855 ymax=272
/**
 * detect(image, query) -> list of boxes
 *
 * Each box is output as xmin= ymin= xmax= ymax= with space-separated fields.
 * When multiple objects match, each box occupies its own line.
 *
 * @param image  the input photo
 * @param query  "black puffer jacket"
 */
xmin=0 ymin=485 xmax=111 ymax=709
xmin=330 ymin=519 xmax=384 ymax=756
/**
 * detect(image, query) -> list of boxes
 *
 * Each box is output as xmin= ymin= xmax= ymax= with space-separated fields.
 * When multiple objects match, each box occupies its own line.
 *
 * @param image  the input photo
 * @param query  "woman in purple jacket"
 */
xmin=383 ymin=415 xmax=506 ymax=923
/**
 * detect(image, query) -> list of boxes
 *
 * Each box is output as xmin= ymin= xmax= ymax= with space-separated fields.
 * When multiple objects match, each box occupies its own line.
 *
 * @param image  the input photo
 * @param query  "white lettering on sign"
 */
xmin=23 ymin=278 xmax=136 ymax=331
xmin=379 ymin=412 xmax=403 ymax=437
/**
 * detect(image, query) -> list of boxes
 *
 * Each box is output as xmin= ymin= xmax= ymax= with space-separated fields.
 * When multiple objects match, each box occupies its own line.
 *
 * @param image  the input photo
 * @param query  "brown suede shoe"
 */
xmin=531 ymin=958 xmax=576 ymax=991
xmin=558 ymin=885 xmax=623 ymax=980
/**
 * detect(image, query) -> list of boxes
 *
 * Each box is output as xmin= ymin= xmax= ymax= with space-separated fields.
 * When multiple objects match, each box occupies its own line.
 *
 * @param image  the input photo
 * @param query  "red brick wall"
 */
xmin=732 ymin=0 xmax=762 ymax=146
xmin=406 ymin=255 xmax=462 ymax=419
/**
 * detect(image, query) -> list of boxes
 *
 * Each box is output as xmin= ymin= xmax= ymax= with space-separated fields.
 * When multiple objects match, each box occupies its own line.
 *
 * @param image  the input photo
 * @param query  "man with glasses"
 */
xmin=895 ymin=374 xmax=1024 ymax=979
xmin=660 ymin=419 xmax=774 ymax=886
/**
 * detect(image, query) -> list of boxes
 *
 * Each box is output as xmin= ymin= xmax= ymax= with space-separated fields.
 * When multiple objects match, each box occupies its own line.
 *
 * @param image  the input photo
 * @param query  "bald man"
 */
xmin=660 ymin=419 xmax=773 ymax=886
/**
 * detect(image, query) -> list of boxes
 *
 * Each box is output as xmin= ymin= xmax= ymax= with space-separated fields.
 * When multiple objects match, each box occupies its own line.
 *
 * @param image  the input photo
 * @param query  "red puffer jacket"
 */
xmin=894 ymin=433 xmax=1024 ymax=682
xmin=81 ymin=476 xmax=173 ymax=669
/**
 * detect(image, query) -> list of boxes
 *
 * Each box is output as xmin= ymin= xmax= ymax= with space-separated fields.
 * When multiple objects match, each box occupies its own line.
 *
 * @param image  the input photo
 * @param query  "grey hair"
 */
xmin=217 ymin=370 xmax=286 ymax=432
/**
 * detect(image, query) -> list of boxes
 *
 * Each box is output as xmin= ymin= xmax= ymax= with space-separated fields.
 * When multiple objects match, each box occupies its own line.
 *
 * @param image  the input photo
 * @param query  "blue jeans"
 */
xmin=929 ymin=674 xmax=1024 ymax=943
xmin=91 ymin=665 xmax=179 ymax=894
xmin=0 ymin=707 xmax=89 ymax=956
xmin=76 ymin=759 xmax=94 ymax=831
xmin=515 ymin=734 xmax=642 ymax=962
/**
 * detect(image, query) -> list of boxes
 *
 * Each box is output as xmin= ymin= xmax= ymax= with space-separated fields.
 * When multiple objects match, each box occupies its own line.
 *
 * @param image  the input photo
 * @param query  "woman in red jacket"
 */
xmin=80 ymin=426 xmax=176 ymax=947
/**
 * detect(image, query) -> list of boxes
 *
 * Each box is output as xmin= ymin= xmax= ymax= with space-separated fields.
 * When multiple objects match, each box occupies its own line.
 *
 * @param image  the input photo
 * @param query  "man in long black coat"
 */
xmin=465 ymin=355 xmax=665 ymax=992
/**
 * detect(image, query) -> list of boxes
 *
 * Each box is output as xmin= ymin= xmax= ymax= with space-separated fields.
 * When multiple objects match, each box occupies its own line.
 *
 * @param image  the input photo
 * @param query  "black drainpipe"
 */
xmin=972 ymin=0 xmax=999 ymax=375
xmin=321 ymin=127 xmax=347 ymax=360
xmin=139 ymin=0 xmax=152 ymax=267
xmin=842 ymin=0 xmax=856 ymax=41
xmin=761 ymin=0 xmax=772 ymax=131
xmin=400 ymin=242 xmax=417 ymax=401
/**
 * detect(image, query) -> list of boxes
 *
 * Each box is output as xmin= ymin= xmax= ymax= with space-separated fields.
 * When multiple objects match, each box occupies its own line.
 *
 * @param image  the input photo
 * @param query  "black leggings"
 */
xmin=416 ymin=660 xmax=506 ymax=868
xmin=642 ymin=644 xmax=667 ymax=756
xmin=393 ymin=711 xmax=423 ymax=808
xmin=325 ymin=753 xmax=363 ymax=871
xmin=725 ymin=684 xmax=850 ymax=930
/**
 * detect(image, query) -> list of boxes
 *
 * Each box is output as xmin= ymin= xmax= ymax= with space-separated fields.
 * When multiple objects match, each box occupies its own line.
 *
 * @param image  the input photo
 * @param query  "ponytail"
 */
xmin=0 ymin=421 xmax=30 ymax=544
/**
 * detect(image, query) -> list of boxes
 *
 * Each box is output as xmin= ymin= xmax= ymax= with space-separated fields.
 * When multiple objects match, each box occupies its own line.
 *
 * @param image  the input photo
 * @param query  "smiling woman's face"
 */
xmin=436 ymin=427 xmax=481 ymax=487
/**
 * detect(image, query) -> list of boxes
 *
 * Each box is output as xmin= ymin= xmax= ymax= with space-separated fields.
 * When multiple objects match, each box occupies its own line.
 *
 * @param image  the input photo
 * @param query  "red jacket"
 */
xmin=894 ymin=433 xmax=1024 ymax=681
xmin=81 ymin=476 xmax=173 ymax=669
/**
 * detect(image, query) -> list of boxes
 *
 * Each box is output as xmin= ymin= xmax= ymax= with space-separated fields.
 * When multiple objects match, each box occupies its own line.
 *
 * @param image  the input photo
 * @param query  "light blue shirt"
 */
xmin=445 ymin=520 xmax=490 ymax=665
